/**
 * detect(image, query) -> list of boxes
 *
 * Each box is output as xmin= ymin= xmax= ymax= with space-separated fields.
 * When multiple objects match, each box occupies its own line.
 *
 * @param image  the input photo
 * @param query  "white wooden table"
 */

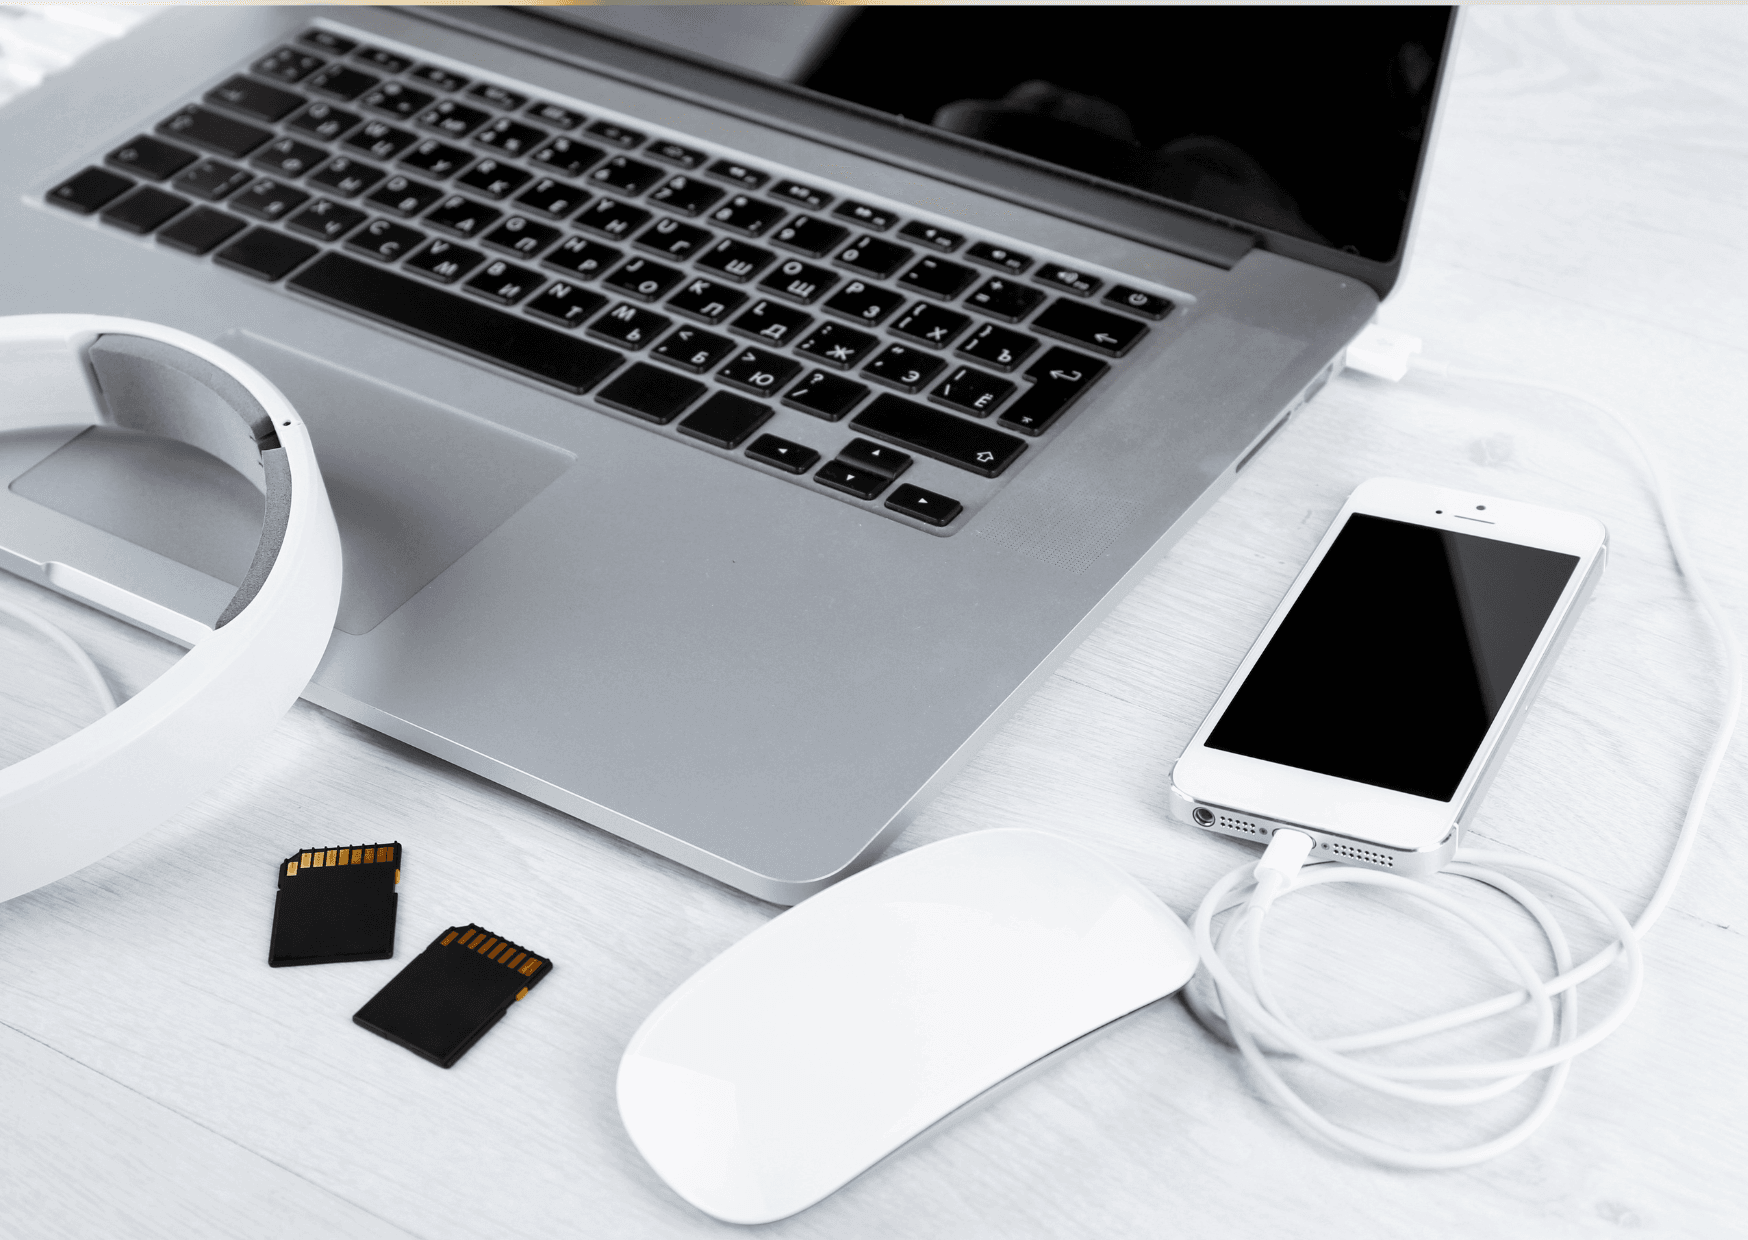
xmin=3 ymin=8 xmax=1745 ymax=1237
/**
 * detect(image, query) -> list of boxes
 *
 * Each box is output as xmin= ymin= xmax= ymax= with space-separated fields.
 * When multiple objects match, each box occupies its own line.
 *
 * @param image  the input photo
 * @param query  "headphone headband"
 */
xmin=0 ymin=315 xmax=342 ymax=902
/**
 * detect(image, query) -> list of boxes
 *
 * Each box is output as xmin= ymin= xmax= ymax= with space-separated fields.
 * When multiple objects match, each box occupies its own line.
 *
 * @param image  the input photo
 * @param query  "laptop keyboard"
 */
xmin=43 ymin=24 xmax=1179 ymax=533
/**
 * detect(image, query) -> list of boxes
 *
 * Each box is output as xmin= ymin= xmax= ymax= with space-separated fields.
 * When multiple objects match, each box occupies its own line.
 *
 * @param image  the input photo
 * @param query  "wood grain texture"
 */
xmin=3 ymin=7 xmax=1746 ymax=1237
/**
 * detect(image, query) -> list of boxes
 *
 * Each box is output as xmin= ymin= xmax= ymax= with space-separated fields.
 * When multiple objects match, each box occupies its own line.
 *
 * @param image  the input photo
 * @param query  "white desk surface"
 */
xmin=4 ymin=8 xmax=1746 ymax=1238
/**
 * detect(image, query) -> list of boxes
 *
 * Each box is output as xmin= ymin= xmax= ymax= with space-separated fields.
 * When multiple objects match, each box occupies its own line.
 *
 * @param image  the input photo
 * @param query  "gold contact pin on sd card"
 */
xmin=267 ymin=842 xmax=402 ymax=967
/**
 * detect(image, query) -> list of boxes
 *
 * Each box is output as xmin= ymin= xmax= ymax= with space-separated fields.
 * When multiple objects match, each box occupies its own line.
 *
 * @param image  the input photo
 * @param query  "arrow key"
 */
xmin=998 ymin=347 xmax=1108 ymax=437
xmin=1030 ymin=299 xmax=1148 ymax=358
xmin=885 ymin=483 xmax=962 ymax=528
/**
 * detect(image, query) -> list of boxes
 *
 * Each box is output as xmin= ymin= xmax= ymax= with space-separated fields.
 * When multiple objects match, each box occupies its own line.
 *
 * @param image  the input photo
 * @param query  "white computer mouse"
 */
xmin=616 ymin=828 xmax=1198 ymax=1224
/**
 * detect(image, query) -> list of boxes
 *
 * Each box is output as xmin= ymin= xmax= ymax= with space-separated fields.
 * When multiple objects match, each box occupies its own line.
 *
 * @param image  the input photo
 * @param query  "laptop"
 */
xmin=0 ymin=6 xmax=1455 ymax=902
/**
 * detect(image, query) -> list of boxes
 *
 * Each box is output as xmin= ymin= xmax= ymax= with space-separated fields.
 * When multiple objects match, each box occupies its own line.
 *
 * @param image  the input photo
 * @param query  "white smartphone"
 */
xmin=1170 ymin=477 xmax=1607 ymax=874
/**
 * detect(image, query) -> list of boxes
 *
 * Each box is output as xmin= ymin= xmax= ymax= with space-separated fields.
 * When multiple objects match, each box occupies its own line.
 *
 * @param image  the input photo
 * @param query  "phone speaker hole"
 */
xmin=1216 ymin=814 xmax=1265 ymax=837
xmin=1327 ymin=840 xmax=1396 ymax=869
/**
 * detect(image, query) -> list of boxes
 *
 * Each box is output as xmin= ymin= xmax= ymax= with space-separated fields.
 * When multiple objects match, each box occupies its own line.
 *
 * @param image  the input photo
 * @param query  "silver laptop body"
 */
xmin=0 ymin=7 xmax=1451 ymax=901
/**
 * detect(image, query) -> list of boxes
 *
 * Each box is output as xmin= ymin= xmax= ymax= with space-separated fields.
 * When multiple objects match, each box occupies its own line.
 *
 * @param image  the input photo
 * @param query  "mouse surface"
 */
xmin=617 ymin=829 xmax=1198 ymax=1223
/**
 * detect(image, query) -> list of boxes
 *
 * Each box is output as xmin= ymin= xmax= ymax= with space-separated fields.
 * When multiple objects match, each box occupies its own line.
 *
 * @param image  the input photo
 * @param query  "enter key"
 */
xmin=997 ymin=347 xmax=1108 ymax=436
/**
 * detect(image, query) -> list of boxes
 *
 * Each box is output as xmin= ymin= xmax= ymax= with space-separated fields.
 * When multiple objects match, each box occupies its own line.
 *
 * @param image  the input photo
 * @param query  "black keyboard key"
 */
xmin=467 ymin=82 xmax=527 ymax=111
xmin=309 ymin=156 xmax=386 ymax=199
xmin=575 ymin=196 xmax=652 ymax=240
xmin=707 ymin=159 xmax=769 ymax=189
xmin=822 ymin=279 xmax=905 ymax=326
xmin=586 ymin=120 xmax=644 ymax=149
xmin=531 ymin=137 xmax=606 ymax=179
xmin=832 ymin=200 xmax=896 ymax=232
xmin=251 ymin=137 xmax=328 ymax=179
xmin=758 ymin=258 xmax=838 ymax=305
xmin=695 ymin=238 xmax=776 ymax=284
xmin=998 ymin=347 xmax=1107 ymax=436
xmin=651 ymin=325 xmax=734 ymax=374
xmin=729 ymin=300 xmax=811 ymax=347
xmin=710 ymin=195 xmax=785 ymax=238
xmin=300 ymin=30 xmax=357 ymax=56
xmin=526 ymin=100 xmax=585 ymax=130
xmin=839 ymin=438 xmax=910 ymax=479
xmin=344 ymin=120 xmax=417 ymax=162
xmin=100 ymin=186 xmax=188 ymax=234
xmin=171 ymin=158 xmax=251 ymax=202
xmin=772 ymin=180 xmax=831 ymax=211
xmin=1104 ymin=285 xmax=1174 ymax=320
xmin=646 ymin=140 xmax=705 ymax=169
xmin=232 ymin=178 xmax=310 ymax=222
xmin=892 ymin=302 xmax=972 ymax=349
xmin=254 ymin=47 xmax=325 ymax=84
xmin=745 ymin=435 xmax=819 ymax=475
xmin=543 ymin=235 xmax=620 ymax=280
xmin=931 ymin=365 xmax=1015 ymax=418
xmin=156 ymin=205 xmax=246 ymax=255
xmin=717 ymin=346 xmax=801 ymax=397
xmin=206 ymin=76 xmax=304 ymax=123
xmin=404 ymin=238 xmax=485 ymax=284
xmin=474 ymin=117 xmax=547 ymax=158
xmin=457 ymin=159 xmax=531 ymax=200
xmin=678 ymin=391 xmax=771 ymax=449
xmin=1037 ymin=263 xmax=1101 ymax=297
xmin=361 ymin=82 xmax=436 ymax=121
xmin=794 ymin=321 xmax=879 ymax=370
xmin=516 ymin=177 xmax=590 ymax=220
xmin=597 ymin=363 xmax=704 ymax=424
xmin=305 ymin=65 xmax=379 ymax=103
xmin=634 ymin=216 xmax=713 ymax=261
xmin=648 ymin=174 xmax=723 ymax=218
xmin=966 ymin=277 xmax=1044 ymax=323
xmin=666 ymin=276 xmax=745 ymax=324
xmin=292 ymin=254 xmax=623 ymax=394
xmin=783 ymin=370 xmax=868 ymax=421
xmin=591 ymin=156 xmax=664 ymax=196
xmin=886 ymin=483 xmax=961 ymax=527
xmin=288 ymin=102 xmax=363 ymax=142
xmin=899 ymin=221 xmax=964 ymax=252
xmin=353 ymin=47 xmax=412 ymax=74
xmin=957 ymin=322 xmax=1038 ymax=372
xmin=400 ymin=139 xmax=470 ymax=179
xmin=862 ymin=344 xmax=944 ymax=394
xmin=416 ymin=99 xmax=492 ymax=140
xmin=286 ymin=197 xmax=368 ymax=242
xmin=425 ymin=195 xmax=501 ymax=238
xmin=899 ymin=257 xmax=977 ymax=301
xmin=605 ymin=256 xmax=685 ymax=303
xmin=852 ymin=394 xmax=1026 ymax=477
xmin=834 ymin=235 xmax=912 ymax=279
xmin=813 ymin=459 xmax=889 ymax=501
xmin=346 ymin=218 xmax=425 ymax=262
xmin=773 ymin=215 xmax=849 ymax=258
xmin=1031 ymin=300 xmax=1148 ymax=357
xmin=215 ymin=227 xmax=319 ymax=281
xmin=588 ymin=302 xmax=669 ymax=350
xmin=524 ymin=280 xmax=606 ymax=329
xmin=410 ymin=65 xmax=468 ymax=93
xmin=966 ymin=241 xmax=1032 ymax=275
xmin=158 ymin=106 xmax=271 ymax=159
xmin=106 ymin=135 xmax=195 ymax=182
xmin=482 ymin=215 xmax=560 ymax=258
xmin=465 ymin=258 xmax=543 ymax=305
xmin=365 ymin=174 xmax=444 ymax=217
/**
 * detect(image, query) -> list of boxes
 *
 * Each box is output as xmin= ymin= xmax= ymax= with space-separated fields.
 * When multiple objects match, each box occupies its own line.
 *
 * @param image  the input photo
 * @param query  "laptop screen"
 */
xmin=552 ymin=6 xmax=1454 ymax=266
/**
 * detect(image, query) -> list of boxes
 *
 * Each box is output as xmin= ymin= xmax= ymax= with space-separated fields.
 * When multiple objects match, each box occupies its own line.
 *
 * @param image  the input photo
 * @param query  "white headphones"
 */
xmin=0 ymin=315 xmax=342 ymax=903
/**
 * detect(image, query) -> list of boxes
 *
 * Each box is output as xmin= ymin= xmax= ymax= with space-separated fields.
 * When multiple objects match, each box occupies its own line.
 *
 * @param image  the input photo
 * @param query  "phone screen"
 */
xmin=1206 ymin=514 xmax=1579 ymax=800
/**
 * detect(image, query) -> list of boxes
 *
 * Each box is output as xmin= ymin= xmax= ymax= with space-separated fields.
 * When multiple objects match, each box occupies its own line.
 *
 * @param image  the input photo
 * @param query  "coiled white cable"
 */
xmin=1184 ymin=354 xmax=1743 ymax=1168
xmin=0 ymin=594 xmax=117 ymax=717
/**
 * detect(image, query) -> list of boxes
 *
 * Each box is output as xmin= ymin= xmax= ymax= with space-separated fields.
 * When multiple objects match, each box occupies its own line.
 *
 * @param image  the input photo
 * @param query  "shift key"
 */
xmin=850 ymin=393 xmax=1025 ymax=477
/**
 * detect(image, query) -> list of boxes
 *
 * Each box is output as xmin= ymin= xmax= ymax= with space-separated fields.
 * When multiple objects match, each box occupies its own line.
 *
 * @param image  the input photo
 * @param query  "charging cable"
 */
xmin=1184 ymin=327 xmax=1742 ymax=1168
xmin=0 ymin=594 xmax=116 ymax=717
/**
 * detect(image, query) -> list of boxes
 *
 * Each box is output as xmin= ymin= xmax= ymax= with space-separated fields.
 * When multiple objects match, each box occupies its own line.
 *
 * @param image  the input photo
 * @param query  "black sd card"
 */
xmin=268 ymin=842 xmax=401 ymax=967
xmin=353 ymin=925 xmax=552 ymax=1068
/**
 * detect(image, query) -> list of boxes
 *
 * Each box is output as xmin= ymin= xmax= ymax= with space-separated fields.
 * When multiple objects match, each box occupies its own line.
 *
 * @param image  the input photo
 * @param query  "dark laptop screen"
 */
xmin=796 ymin=7 xmax=1453 ymax=264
